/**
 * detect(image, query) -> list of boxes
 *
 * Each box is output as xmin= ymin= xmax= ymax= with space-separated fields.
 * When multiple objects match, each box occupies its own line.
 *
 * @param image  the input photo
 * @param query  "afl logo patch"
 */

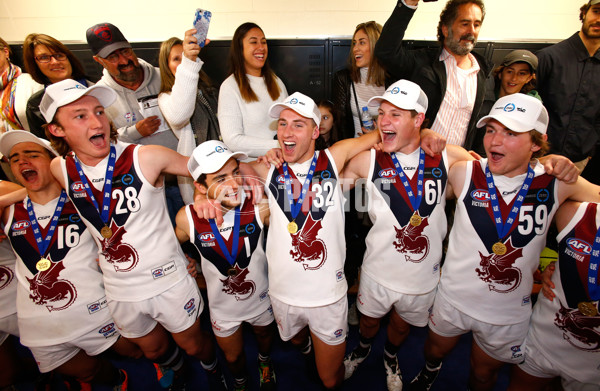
xmin=198 ymin=232 xmax=215 ymax=242
xmin=11 ymin=220 xmax=30 ymax=231
xmin=470 ymin=189 xmax=490 ymax=201
xmin=71 ymin=181 xmax=86 ymax=192
xmin=566 ymin=238 xmax=592 ymax=255
xmin=276 ymin=174 xmax=285 ymax=184
xmin=184 ymin=298 xmax=196 ymax=315
xmin=378 ymin=168 xmax=397 ymax=179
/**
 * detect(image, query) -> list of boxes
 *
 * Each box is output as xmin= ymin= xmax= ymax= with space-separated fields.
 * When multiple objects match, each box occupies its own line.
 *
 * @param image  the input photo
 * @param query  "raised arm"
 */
xmin=374 ymin=0 xmax=421 ymax=81
xmin=340 ymin=150 xmax=371 ymax=191
xmin=158 ymin=29 xmax=205 ymax=131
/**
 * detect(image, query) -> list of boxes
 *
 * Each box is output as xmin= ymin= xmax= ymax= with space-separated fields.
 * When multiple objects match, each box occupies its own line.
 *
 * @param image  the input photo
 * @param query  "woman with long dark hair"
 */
xmin=218 ymin=22 xmax=287 ymax=158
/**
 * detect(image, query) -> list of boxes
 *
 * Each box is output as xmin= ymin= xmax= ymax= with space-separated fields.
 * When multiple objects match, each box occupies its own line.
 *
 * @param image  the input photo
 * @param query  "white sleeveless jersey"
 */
xmin=439 ymin=159 xmax=559 ymax=324
xmin=362 ymin=148 xmax=448 ymax=294
xmin=61 ymin=141 xmax=188 ymax=301
xmin=0 ymin=238 xmax=17 ymax=320
xmin=265 ymin=149 xmax=347 ymax=306
xmin=6 ymin=197 xmax=113 ymax=346
xmin=185 ymin=200 xmax=270 ymax=322
xmin=527 ymin=202 xmax=600 ymax=384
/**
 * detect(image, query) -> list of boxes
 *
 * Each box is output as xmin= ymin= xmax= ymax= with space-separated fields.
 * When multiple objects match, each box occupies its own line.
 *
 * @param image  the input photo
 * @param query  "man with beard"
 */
xmin=536 ymin=0 xmax=600 ymax=174
xmin=374 ymin=0 xmax=492 ymax=150
xmin=86 ymin=23 xmax=184 ymax=222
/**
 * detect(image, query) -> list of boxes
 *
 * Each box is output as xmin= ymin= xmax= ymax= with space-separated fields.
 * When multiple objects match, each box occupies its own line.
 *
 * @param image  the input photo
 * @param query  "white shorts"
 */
xmin=109 ymin=275 xmax=204 ymax=338
xmin=0 ymin=313 xmax=18 ymax=344
xmin=356 ymin=272 xmax=435 ymax=327
xmin=270 ymin=295 xmax=347 ymax=346
xmin=428 ymin=291 xmax=528 ymax=364
xmin=211 ymin=306 xmax=274 ymax=338
xmin=29 ymin=320 xmax=120 ymax=373
xmin=519 ymin=338 xmax=600 ymax=390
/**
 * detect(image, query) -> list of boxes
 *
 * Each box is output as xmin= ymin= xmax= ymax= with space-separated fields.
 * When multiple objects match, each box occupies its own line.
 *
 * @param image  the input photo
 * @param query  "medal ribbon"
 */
xmin=588 ymin=222 xmax=600 ymax=301
xmin=72 ymin=145 xmax=116 ymax=228
xmin=209 ymin=207 xmax=241 ymax=266
xmin=282 ymin=153 xmax=318 ymax=221
xmin=390 ymin=148 xmax=425 ymax=213
xmin=485 ymin=164 xmax=534 ymax=242
xmin=25 ymin=190 xmax=67 ymax=257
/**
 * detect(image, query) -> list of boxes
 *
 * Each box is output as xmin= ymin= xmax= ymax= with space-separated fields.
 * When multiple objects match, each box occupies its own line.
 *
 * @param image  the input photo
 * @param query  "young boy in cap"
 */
xmin=341 ymin=79 xmax=475 ymax=390
xmin=41 ymin=79 xmax=224 ymax=389
xmin=506 ymin=199 xmax=600 ymax=390
xmin=196 ymin=91 xmax=382 ymax=389
xmin=411 ymin=93 xmax=600 ymax=391
xmin=0 ymin=130 xmax=142 ymax=390
xmin=175 ymin=140 xmax=276 ymax=391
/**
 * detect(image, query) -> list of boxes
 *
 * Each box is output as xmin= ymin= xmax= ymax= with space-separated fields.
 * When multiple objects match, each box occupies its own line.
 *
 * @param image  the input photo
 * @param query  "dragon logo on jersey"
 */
xmin=220 ymin=264 xmax=256 ymax=301
xmin=100 ymin=222 xmax=139 ymax=272
xmin=26 ymin=260 xmax=77 ymax=312
xmin=393 ymin=212 xmax=430 ymax=263
xmin=290 ymin=213 xmax=327 ymax=270
xmin=0 ymin=266 xmax=14 ymax=290
xmin=476 ymin=238 xmax=523 ymax=293
xmin=554 ymin=301 xmax=600 ymax=351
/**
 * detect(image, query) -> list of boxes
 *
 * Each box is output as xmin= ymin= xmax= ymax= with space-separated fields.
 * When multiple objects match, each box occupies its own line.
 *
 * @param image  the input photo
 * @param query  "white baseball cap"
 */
xmin=268 ymin=92 xmax=321 ymax=127
xmin=368 ymin=79 xmax=428 ymax=114
xmin=0 ymin=130 xmax=58 ymax=158
xmin=188 ymin=140 xmax=248 ymax=181
xmin=476 ymin=93 xmax=549 ymax=134
xmin=40 ymin=79 xmax=117 ymax=123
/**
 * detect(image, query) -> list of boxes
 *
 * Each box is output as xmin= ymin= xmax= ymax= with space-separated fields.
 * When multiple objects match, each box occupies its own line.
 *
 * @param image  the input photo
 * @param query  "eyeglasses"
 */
xmin=104 ymin=48 xmax=134 ymax=63
xmin=35 ymin=53 xmax=67 ymax=63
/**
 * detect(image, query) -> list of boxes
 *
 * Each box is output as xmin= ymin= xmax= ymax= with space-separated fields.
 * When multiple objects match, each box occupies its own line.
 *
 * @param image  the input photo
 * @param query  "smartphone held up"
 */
xmin=192 ymin=9 xmax=212 ymax=47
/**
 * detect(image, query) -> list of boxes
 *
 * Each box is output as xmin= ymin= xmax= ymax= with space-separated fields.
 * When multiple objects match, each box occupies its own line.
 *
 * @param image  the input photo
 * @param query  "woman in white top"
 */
xmin=332 ymin=21 xmax=388 ymax=139
xmin=218 ymin=22 xmax=287 ymax=158
xmin=0 ymin=37 xmax=42 ymax=134
xmin=158 ymin=31 xmax=220 ymax=203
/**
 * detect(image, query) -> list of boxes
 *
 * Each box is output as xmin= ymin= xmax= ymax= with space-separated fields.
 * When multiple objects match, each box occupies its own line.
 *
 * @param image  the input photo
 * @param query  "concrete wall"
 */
xmin=0 ymin=0 xmax=582 ymax=44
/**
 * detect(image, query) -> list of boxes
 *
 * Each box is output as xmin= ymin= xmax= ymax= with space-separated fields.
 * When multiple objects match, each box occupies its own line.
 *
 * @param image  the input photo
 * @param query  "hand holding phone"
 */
xmin=192 ymin=9 xmax=212 ymax=48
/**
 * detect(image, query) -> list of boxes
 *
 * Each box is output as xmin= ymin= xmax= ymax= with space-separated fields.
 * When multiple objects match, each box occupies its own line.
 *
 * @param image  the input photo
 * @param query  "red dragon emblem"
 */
xmin=100 ymin=222 xmax=139 ymax=272
xmin=476 ymin=238 xmax=523 ymax=293
xmin=220 ymin=265 xmax=256 ymax=301
xmin=0 ymin=266 xmax=14 ymax=290
xmin=554 ymin=301 xmax=600 ymax=352
xmin=290 ymin=214 xmax=327 ymax=270
xmin=26 ymin=260 xmax=77 ymax=312
xmin=393 ymin=212 xmax=430 ymax=263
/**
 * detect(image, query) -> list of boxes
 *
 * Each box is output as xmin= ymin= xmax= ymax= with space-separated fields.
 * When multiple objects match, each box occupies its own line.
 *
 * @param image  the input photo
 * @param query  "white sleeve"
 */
xmin=158 ymin=56 xmax=204 ymax=131
xmin=218 ymin=77 xmax=280 ymax=157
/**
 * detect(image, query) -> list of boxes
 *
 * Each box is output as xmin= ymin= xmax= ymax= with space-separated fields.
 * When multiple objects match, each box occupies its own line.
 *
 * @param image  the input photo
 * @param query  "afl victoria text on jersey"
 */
xmin=61 ymin=141 xmax=189 ymax=301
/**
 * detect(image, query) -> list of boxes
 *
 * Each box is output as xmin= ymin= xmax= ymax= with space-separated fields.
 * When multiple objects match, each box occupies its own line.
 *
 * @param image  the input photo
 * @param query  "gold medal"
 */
xmin=101 ymin=225 xmax=113 ymax=239
xmin=287 ymin=221 xmax=298 ymax=234
xmin=36 ymin=258 xmax=51 ymax=272
xmin=227 ymin=267 xmax=238 ymax=276
xmin=410 ymin=214 xmax=422 ymax=227
xmin=578 ymin=301 xmax=599 ymax=317
xmin=492 ymin=242 xmax=507 ymax=256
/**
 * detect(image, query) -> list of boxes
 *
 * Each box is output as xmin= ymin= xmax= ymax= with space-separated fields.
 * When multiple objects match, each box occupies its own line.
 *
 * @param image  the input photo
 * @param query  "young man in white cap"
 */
xmin=341 ymin=79 xmax=474 ymax=390
xmin=175 ymin=140 xmax=276 ymax=391
xmin=196 ymin=91 xmax=382 ymax=389
xmin=41 ymin=79 xmax=225 ymax=389
xmin=0 ymin=130 xmax=142 ymax=390
xmin=411 ymin=94 xmax=600 ymax=391
xmin=506 ymin=198 xmax=600 ymax=390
